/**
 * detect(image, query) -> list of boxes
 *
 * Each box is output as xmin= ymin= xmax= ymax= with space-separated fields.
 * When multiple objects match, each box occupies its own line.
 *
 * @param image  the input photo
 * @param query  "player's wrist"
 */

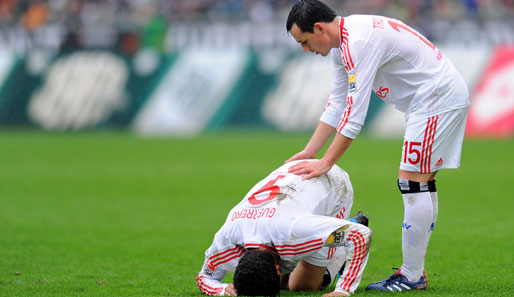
xmin=319 ymin=156 xmax=336 ymax=168
xmin=300 ymin=147 xmax=317 ymax=158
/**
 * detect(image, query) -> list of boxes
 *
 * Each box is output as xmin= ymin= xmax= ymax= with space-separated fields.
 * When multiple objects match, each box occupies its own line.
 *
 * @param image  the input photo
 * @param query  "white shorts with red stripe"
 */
xmin=400 ymin=108 xmax=468 ymax=173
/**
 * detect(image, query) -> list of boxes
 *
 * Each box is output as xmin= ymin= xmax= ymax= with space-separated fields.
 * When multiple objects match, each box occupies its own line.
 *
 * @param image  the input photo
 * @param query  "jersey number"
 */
xmin=248 ymin=175 xmax=286 ymax=205
xmin=388 ymin=20 xmax=435 ymax=50
xmin=403 ymin=141 xmax=422 ymax=165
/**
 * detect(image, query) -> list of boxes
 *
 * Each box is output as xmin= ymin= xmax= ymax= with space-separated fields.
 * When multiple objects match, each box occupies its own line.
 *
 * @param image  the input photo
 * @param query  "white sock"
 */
xmin=398 ymin=179 xmax=433 ymax=282
xmin=425 ymin=188 xmax=438 ymax=251
xmin=430 ymin=190 xmax=438 ymax=227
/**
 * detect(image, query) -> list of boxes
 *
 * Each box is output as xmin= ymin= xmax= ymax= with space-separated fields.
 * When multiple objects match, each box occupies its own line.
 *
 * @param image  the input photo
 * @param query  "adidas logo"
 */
xmin=435 ymin=157 xmax=443 ymax=167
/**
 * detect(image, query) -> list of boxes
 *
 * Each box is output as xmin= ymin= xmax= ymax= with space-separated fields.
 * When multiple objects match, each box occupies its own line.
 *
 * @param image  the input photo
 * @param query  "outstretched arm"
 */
xmin=288 ymin=133 xmax=353 ymax=179
xmin=286 ymin=121 xmax=336 ymax=163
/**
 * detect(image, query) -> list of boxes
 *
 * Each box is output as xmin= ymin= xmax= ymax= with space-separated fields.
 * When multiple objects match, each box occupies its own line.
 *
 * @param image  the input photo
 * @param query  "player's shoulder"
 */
xmin=327 ymin=163 xmax=350 ymax=180
xmin=328 ymin=162 xmax=346 ymax=172
xmin=344 ymin=15 xmax=376 ymax=29
xmin=345 ymin=14 xmax=389 ymax=23
xmin=344 ymin=14 xmax=385 ymax=39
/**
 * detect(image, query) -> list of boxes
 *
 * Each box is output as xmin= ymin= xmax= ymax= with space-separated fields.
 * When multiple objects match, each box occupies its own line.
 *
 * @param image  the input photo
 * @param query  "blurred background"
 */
xmin=0 ymin=0 xmax=513 ymax=137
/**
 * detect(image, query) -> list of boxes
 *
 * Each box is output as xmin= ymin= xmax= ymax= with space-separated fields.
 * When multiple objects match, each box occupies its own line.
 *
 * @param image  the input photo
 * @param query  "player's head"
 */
xmin=286 ymin=0 xmax=338 ymax=56
xmin=233 ymin=249 xmax=280 ymax=296
xmin=286 ymin=0 xmax=337 ymax=33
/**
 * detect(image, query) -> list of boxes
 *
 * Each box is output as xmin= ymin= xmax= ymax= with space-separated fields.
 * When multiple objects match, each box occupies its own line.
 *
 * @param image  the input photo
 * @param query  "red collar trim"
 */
xmin=339 ymin=16 xmax=345 ymax=46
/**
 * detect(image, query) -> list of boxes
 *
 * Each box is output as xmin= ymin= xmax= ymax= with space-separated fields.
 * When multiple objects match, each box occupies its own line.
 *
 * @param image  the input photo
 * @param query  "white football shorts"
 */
xmin=400 ymin=107 xmax=468 ymax=173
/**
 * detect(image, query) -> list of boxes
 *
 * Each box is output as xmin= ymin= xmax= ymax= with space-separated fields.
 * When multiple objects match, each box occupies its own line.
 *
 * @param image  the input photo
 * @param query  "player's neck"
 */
xmin=328 ymin=16 xmax=342 ymax=49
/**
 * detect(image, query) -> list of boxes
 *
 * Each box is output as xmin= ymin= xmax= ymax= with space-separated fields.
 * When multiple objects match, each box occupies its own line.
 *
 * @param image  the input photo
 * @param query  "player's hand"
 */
xmin=285 ymin=150 xmax=316 ymax=163
xmin=288 ymin=159 xmax=332 ymax=179
xmin=224 ymin=283 xmax=237 ymax=296
xmin=322 ymin=292 xmax=350 ymax=297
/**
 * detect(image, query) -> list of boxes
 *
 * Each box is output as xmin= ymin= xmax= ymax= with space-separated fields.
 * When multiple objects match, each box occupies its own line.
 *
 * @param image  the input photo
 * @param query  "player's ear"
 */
xmin=275 ymin=264 xmax=281 ymax=276
xmin=313 ymin=22 xmax=325 ymax=34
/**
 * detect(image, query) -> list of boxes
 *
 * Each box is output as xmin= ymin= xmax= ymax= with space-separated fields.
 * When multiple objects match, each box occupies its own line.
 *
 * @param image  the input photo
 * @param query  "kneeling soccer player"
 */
xmin=196 ymin=160 xmax=372 ymax=296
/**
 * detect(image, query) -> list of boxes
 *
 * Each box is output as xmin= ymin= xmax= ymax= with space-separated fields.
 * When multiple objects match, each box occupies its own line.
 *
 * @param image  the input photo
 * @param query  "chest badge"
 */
xmin=348 ymin=74 xmax=357 ymax=93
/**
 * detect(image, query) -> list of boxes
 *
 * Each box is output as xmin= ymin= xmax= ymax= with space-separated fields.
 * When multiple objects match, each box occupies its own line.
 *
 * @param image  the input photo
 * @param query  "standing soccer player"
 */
xmin=284 ymin=0 xmax=469 ymax=292
xmin=196 ymin=160 xmax=371 ymax=296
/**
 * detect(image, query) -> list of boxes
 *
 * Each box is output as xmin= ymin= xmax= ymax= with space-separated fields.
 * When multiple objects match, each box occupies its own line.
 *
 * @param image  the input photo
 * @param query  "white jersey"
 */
xmin=320 ymin=15 xmax=470 ymax=139
xmin=196 ymin=161 xmax=370 ymax=296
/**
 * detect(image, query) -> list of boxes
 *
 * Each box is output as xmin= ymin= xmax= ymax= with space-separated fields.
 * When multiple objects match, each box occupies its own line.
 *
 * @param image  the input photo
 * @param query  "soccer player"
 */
xmin=196 ymin=160 xmax=372 ymax=296
xmin=284 ymin=0 xmax=470 ymax=292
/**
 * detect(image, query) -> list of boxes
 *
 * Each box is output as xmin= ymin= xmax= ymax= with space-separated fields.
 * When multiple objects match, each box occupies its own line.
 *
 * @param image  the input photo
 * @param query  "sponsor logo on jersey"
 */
xmin=348 ymin=74 xmax=357 ymax=93
xmin=435 ymin=157 xmax=443 ymax=167
xmin=376 ymin=86 xmax=389 ymax=98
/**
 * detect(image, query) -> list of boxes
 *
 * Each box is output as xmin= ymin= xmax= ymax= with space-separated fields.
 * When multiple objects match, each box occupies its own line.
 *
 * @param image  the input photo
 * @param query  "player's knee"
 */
xmin=288 ymin=261 xmax=325 ymax=292
xmin=360 ymin=225 xmax=372 ymax=244
xmin=351 ymin=224 xmax=372 ymax=247
xmin=397 ymin=179 xmax=430 ymax=194
xmin=352 ymin=222 xmax=371 ymax=236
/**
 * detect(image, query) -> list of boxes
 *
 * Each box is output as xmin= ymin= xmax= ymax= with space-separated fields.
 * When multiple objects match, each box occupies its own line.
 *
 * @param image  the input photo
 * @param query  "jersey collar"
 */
xmin=339 ymin=16 xmax=345 ymax=47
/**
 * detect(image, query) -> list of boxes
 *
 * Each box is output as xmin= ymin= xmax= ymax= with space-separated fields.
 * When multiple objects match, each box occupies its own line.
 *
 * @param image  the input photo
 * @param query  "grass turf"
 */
xmin=0 ymin=131 xmax=512 ymax=296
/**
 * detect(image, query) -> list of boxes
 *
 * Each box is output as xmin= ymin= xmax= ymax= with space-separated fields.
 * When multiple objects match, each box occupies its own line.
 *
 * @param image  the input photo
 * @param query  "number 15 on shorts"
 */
xmin=403 ymin=141 xmax=421 ymax=165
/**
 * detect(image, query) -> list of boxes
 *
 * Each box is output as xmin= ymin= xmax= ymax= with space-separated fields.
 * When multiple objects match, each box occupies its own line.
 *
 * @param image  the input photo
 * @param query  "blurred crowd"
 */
xmin=1 ymin=0 xmax=513 ymax=54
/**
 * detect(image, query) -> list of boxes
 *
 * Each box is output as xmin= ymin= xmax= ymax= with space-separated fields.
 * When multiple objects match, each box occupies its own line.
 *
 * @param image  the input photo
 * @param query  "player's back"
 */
xmin=342 ymin=15 xmax=469 ymax=115
xmin=217 ymin=161 xmax=353 ymax=249
xmin=231 ymin=160 xmax=350 ymax=216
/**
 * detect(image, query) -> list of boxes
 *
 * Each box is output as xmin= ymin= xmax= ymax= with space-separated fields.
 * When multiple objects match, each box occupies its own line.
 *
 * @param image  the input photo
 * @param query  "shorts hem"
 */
xmin=302 ymin=257 xmax=329 ymax=268
xmin=399 ymin=164 xmax=460 ymax=173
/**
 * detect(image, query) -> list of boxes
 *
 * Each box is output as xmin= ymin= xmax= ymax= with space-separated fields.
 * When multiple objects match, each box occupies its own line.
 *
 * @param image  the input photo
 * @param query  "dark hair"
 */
xmin=286 ymin=0 xmax=337 ymax=33
xmin=233 ymin=250 xmax=280 ymax=296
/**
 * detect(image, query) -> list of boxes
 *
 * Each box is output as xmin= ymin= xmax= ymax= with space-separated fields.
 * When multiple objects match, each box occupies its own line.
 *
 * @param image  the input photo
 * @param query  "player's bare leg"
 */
xmin=288 ymin=260 xmax=326 ymax=291
xmin=287 ymin=262 xmax=349 ymax=296
xmin=399 ymin=170 xmax=437 ymax=183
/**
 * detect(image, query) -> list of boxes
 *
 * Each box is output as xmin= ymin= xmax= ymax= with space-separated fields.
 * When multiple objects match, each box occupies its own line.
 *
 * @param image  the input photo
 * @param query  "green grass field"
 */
xmin=0 ymin=131 xmax=512 ymax=297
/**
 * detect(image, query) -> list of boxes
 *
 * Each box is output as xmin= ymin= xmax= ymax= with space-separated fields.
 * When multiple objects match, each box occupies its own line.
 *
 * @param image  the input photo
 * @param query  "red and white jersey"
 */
xmin=321 ymin=15 xmax=470 ymax=139
xmin=196 ymin=160 xmax=354 ymax=295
